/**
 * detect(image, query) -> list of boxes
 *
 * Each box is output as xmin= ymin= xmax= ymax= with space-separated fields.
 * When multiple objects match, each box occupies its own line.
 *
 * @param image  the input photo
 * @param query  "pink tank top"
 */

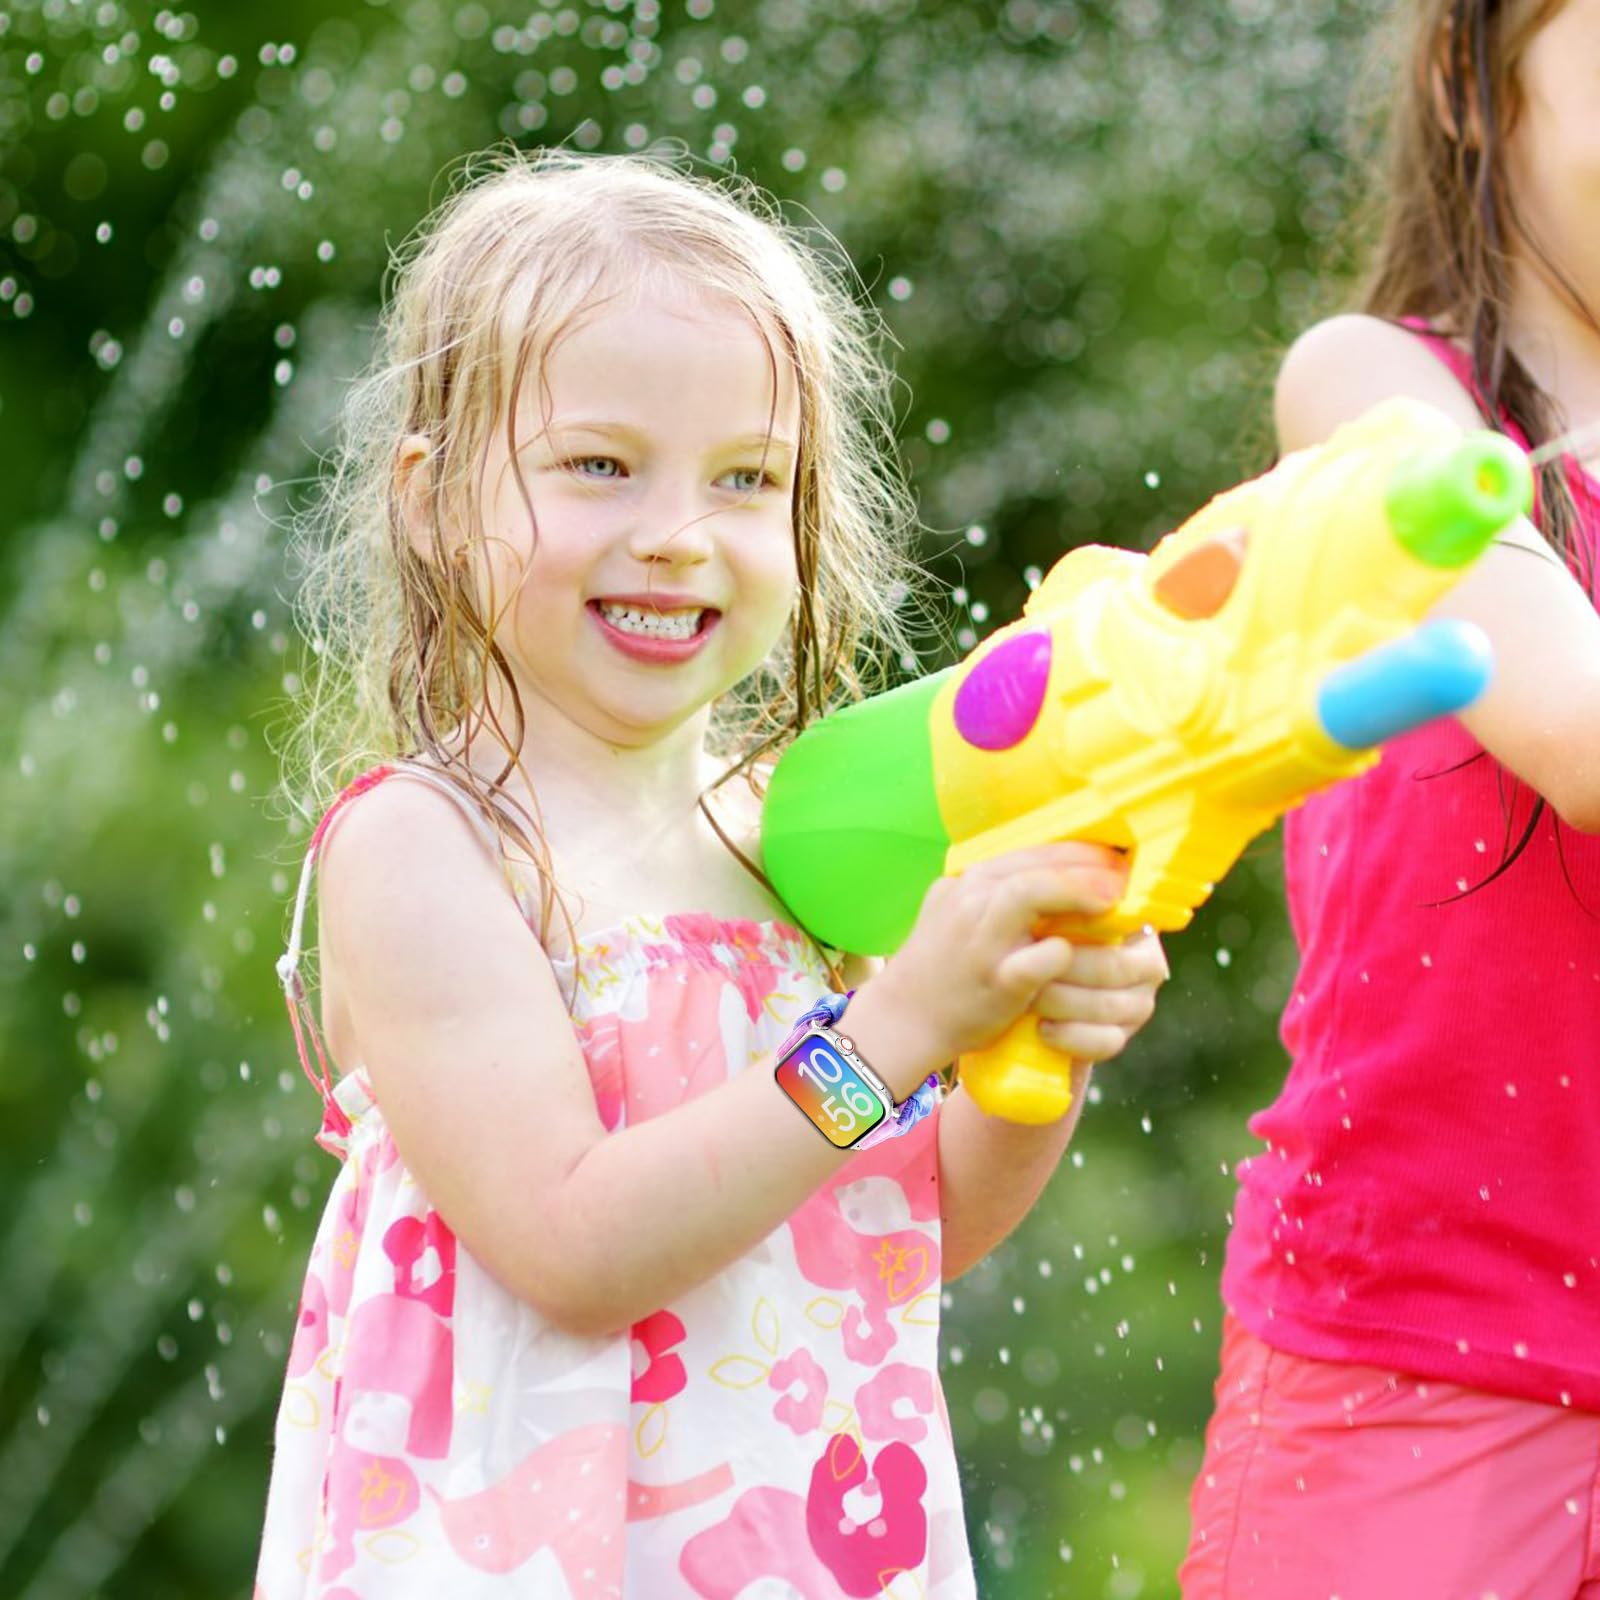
xmin=1222 ymin=327 xmax=1600 ymax=1409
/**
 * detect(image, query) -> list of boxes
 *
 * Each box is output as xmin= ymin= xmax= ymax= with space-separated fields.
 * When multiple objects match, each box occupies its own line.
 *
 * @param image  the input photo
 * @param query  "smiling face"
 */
xmin=473 ymin=281 xmax=803 ymax=754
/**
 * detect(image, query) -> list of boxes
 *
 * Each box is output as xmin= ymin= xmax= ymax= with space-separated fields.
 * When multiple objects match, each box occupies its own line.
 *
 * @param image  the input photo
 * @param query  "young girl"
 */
xmin=253 ymin=152 xmax=1167 ymax=1598
xmin=1182 ymin=1 xmax=1600 ymax=1593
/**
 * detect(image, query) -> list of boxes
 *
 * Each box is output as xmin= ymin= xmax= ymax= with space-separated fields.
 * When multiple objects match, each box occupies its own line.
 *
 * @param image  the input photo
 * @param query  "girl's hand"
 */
xmin=867 ymin=841 xmax=1132 ymax=1072
xmin=1031 ymin=927 xmax=1167 ymax=1063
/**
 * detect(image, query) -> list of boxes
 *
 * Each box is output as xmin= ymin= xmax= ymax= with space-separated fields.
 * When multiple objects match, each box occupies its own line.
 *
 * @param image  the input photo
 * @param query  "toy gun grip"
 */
xmin=958 ymin=1014 xmax=1080 ymax=1125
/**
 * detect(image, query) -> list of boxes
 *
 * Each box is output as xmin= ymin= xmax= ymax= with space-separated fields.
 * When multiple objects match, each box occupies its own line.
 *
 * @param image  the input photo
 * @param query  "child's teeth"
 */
xmin=599 ymin=603 xmax=704 ymax=640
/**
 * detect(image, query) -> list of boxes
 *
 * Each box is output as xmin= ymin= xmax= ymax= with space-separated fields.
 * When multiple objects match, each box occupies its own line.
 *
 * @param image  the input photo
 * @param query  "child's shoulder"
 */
xmin=307 ymin=763 xmax=559 ymax=1071
xmin=694 ymin=758 xmax=768 ymax=867
xmin=1276 ymin=313 xmax=1485 ymax=451
xmin=316 ymin=762 xmax=505 ymax=869
xmin=311 ymin=763 xmax=534 ymax=944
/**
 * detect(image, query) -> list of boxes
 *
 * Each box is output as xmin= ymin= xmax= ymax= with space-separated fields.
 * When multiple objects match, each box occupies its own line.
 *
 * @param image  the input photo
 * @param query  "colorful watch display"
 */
xmin=774 ymin=990 xmax=946 ymax=1151
xmin=775 ymin=1021 xmax=893 ymax=1149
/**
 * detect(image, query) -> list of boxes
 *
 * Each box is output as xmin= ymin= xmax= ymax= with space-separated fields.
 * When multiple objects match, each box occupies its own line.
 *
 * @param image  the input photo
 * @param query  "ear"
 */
xmin=394 ymin=432 xmax=440 ymax=564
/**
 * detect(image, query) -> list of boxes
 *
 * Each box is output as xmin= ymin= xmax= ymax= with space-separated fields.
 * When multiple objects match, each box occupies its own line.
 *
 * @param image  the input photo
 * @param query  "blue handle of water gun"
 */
xmin=1317 ymin=620 xmax=1494 ymax=749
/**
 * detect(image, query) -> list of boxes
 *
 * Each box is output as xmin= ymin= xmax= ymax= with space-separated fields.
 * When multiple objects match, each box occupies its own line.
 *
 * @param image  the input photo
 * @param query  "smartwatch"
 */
xmin=774 ymin=992 xmax=897 ymax=1148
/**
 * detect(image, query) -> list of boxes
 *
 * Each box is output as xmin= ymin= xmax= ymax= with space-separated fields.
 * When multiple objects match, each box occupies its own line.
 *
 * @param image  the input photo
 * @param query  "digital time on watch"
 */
xmin=775 ymin=988 xmax=914 ymax=1149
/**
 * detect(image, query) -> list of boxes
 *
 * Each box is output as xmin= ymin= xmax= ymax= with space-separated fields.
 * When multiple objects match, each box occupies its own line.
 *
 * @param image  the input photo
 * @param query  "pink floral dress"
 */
xmin=254 ymin=764 xmax=976 ymax=1599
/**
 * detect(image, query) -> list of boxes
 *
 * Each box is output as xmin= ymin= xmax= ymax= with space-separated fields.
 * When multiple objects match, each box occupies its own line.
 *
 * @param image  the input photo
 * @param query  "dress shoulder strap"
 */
xmin=1397 ymin=316 xmax=1533 ymax=447
xmin=275 ymin=760 xmax=537 ymax=1152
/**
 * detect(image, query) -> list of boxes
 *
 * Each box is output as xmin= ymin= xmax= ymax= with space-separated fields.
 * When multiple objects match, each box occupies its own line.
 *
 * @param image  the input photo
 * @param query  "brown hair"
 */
xmin=1355 ymin=0 xmax=1592 ymax=581
xmin=278 ymin=149 xmax=933 ymax=964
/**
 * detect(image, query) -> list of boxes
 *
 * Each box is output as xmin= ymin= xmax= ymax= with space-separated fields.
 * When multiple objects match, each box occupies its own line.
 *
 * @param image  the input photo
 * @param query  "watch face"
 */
xmin=777 ymin=1031 xmax=889 ymax=1149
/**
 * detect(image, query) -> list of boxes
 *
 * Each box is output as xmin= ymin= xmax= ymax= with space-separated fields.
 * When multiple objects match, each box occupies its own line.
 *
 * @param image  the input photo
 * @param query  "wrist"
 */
xmin=837 ymin=976 xmax=951 ymax=1102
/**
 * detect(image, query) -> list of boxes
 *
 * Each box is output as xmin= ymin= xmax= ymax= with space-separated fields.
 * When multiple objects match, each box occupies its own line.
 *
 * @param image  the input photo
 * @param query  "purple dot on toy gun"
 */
xmin=952 ymin=629 xmax=1053 ymax=751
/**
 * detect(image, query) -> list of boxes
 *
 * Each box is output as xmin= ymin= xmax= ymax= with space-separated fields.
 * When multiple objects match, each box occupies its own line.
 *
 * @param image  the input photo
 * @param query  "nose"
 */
xmin=624 ymin=475 xmax=717 ymax=566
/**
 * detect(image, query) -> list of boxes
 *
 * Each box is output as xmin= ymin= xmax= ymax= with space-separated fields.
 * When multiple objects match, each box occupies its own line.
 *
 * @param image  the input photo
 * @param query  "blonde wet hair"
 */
xmin=279 ymin=147 xmax=932 ymax=948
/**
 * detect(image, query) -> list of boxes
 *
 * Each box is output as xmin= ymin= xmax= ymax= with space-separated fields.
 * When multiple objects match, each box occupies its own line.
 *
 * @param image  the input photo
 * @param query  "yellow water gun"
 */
xmin=763 ymin=397 xmax=1531 ymax=1122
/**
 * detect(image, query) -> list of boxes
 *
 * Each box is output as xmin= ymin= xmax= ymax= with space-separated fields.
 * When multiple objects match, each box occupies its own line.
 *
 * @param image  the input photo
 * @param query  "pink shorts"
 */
xmin=1181 ymin=1313 xmax=1600 ymax=1599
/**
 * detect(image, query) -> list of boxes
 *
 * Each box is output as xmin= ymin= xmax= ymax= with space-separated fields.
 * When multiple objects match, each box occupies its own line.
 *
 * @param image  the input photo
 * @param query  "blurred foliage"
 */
xmin=0 ymin=0 xmax=1380 ymax=1594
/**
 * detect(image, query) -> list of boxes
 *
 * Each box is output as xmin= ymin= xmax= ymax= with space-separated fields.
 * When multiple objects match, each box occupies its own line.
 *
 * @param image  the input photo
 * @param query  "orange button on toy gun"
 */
xmin=763 ymin=397 xmax=1532 ymax=1123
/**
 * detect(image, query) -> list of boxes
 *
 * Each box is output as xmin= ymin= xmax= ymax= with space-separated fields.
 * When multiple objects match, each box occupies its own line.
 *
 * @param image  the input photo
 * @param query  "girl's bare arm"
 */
xmin=1278 ymin=314 xmax=1600 ymax=832
xmin=317 ymin=779 xmax=1118 ymax=1337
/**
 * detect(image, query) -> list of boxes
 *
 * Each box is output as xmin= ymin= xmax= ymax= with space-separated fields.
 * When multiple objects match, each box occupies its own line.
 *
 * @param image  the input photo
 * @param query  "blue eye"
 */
xmin=721 ymin=467 xmax=775 ymax=493
xmin=571 ymin=456 xmax=623 ymax=479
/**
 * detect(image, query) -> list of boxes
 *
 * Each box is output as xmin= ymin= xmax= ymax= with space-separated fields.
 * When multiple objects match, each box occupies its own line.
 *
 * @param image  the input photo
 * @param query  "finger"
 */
xmin=1128 ymin=928 xmax=1171 ymax=984
xmin=963 ymin=841 xmax=1128 ymax=883
xmin=1032 ymin=982 xmax=1158 ymax=1030
xmin=987 ymin=864 xmax=1128 ymax=931
xmin=993 ymin=935 xmax=1076 ymax=997
xmin=1037 ymin=1018 xmax=1138 ymax=1063
xmin=1057 ymin=933 xmax=1170 ymax=990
